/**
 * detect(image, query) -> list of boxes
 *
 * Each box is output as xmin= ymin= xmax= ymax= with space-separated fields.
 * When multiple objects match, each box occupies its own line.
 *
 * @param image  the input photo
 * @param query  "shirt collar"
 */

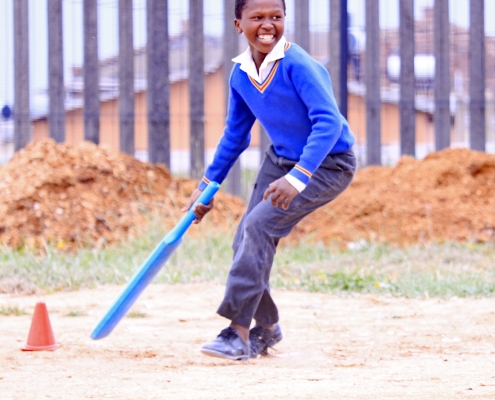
xmin=232 ymin=36 xmax=287 ymax=82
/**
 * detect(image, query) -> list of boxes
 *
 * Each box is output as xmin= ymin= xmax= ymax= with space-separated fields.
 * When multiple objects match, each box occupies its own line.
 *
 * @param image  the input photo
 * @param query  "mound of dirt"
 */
xmin=296 ymin=148 xmax=495 ymax=246
xmin=1 ymin=141 xmax=494 ymax=249
xmin=0 ymin=139 xmax=245 ymax=249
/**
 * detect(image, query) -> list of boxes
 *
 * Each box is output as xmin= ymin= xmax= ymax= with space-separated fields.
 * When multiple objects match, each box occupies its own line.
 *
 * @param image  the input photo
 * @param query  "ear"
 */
xmin=234 ymin=19 xmax=242 ymax=34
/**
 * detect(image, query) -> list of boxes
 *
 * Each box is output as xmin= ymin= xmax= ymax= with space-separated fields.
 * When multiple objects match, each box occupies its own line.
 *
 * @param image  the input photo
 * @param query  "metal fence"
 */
xmin=0 ymin=0 xmax=494 ymax=199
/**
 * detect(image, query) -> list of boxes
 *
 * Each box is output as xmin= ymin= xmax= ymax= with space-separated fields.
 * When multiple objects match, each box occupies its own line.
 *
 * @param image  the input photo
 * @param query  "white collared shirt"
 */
xmin=232 ymin=36 xmax=287 ymax=84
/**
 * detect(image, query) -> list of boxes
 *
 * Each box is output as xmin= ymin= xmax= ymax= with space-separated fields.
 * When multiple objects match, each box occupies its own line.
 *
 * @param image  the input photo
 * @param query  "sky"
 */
xmin=0 ymin=0 xmax=494 ymax=109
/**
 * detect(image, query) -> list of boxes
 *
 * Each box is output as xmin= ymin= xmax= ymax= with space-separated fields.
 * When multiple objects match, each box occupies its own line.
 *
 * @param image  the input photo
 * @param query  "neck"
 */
xmin=252 ymin=51 xmax=267 ymax=73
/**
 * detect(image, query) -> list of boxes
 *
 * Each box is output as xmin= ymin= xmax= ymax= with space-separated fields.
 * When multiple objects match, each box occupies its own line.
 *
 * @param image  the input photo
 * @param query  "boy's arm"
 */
xmin=197 ymin=84 xmax=256 ymax=191
xmin=185 ymin=71 xmax=255 ymax=222
xmin=285 ymin=56 xmax=352 ymax=189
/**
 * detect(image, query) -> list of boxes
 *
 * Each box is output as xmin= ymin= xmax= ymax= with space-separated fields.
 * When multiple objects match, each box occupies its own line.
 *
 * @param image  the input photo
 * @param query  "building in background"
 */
xmin=21 ymin=10 xmax=495 ymax=170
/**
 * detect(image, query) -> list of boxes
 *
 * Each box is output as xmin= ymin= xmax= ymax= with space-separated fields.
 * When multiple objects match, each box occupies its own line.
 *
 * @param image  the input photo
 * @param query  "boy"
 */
xmin=182 ymin=0 xmax=356 ymax=360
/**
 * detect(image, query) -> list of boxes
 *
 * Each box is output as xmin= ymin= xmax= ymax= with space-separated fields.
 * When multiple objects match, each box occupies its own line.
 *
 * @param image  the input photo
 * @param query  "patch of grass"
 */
xmin=0 ymin=305 xmax=28 ymax=316
xmin=63 ymin=309 xmax=87 ymax=317
xmin=1 ymin=223 xmax=495 ymax=299
xmin=127 ymin=310 xmax=147 ymax=318
xmin=272 ymin=240 xmax=495 ymax=298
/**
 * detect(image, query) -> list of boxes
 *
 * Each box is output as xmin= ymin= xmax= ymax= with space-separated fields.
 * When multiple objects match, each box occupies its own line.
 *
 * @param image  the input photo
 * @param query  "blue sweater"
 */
xmin=198 ymin=43 xmax=355 ymax=191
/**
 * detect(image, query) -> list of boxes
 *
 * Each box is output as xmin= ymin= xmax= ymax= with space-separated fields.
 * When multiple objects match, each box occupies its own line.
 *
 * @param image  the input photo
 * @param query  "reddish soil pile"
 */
xmin=296 ymin=148 xmax=495 ymax=246
xmin=1 ymin=141 xmax=494 ymax=249
xmin=0 ymin=139 xmax=244 ymax=249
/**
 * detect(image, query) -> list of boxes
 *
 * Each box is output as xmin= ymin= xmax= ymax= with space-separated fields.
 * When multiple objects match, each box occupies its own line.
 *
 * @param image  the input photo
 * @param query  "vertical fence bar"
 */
xmin=399 ymin=0 xmax=416 ymax=157
xmin=119 ymin=0 xmax=135 ymax=156
xmin=189 ymin=0 xmax=205 ymax=179
xmin=147 ymin=0 xmax=170 ymax=166
xmin=365 ymin=0 xmax=381 ymax=165
xmin=259 ymin=125 xmax=271 ymax=164
xmin=469 ymin=0 xmax=485 ymax=151
xmin=48 ymin=0 xmax=65 ymax=143
xmin=330 ymin=0 xmax=341 ymax=108
xmin=224 ymin=0 xmax=241 ymax=196
xmin=83 ymin=0 xmax=100 ymax=144
xmin=339 ymin=0 xmax=348 ymax=118
xmin=295 ymin=0 xmax=310 ymax=53
xmin=434 ymin=0 xmax=450 ymax=150
xmin=13 ymin=0 xmax=30 ymax=151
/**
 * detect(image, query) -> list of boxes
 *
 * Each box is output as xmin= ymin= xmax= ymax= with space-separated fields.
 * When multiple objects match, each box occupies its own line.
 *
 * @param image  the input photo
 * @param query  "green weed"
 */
xmin=1 ymin=228 xmax=495 ymax=299
xmin=63 ymin=309 xmax=87 ymax=317
xmin=0 ymin=305 xmax=28 ymax=316
xmin=127 ymin=310 xmax=147 ymax=318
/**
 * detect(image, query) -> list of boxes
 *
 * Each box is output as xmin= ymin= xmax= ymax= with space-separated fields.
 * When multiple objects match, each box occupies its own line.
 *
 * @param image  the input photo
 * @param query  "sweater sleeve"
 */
xmin=285 ymin=54 xmax=344 ymax=186
xmin=198 ymin=76 xmax=256 ymax=190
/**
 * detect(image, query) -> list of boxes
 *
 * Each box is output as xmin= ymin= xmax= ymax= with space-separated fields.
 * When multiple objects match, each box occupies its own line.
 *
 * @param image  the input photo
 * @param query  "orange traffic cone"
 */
xmin=21 ymin=302 xmax=61 ymax=351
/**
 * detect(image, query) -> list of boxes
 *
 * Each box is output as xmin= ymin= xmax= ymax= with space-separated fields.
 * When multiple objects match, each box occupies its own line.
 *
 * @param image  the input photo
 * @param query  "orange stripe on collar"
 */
xmin=248 ymin=60 xmax=281 ymax=93
xmin=248 ymin=42 xmax=291 ymax=94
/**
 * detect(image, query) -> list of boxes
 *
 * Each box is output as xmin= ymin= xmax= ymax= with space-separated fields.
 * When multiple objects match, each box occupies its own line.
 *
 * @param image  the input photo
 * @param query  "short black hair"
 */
xmin=234 ymin=0 xmax=286 ymax=20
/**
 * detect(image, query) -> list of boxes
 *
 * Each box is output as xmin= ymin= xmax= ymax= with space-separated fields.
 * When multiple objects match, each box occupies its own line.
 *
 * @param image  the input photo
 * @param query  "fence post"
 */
xmin=13 ymin=0 xmax=30 ymax=151
xmin=83 ymin=0 xmax=100 ymax=145
xmin=189 ymin=0 xmax=205 ymax=179
xmin=339 ymin=0 xmax=348 ymax=118
xmin=399 ymin=0 xmax=416 ymax=157
xmin=365 ymin=0 xmax=381 ymax=165
xmin=434 ymin=0 xmax=450 ymax=150
xmin=223 ymin=0 xmax=241 ymax=196
xmin=119 ymin=0 xmax=135 ymax=156
xmin=329 ymin=0 xmax=341 ymax=108
xmin=259 ymin=124 xmax=271 ymax=163
xmin=147 ymin=0 xmax=170 ymax=166
xmin=469 ymin=0 xmax=485 ymax=151
xmin=295 ymin=0 xmax=310 ymax=53
xmin=48 ymin=0 xmax=65 ymax=144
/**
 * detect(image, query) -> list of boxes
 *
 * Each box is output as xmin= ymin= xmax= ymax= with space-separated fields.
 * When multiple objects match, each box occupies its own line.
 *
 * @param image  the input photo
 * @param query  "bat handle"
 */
xmin=164 ymin=181 xmax=221 ymax=244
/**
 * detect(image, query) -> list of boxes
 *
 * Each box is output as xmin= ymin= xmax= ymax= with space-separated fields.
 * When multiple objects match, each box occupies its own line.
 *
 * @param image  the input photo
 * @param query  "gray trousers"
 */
xmin=217 ymin=145 xmax=356 ymax=328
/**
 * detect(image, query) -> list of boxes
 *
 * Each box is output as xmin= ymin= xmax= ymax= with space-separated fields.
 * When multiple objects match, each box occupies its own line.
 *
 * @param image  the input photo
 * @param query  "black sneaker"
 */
xmin=249 ymin=324 xmax=283 ymax=358
xmin=201 ymin=327 xmax=250 ymax=361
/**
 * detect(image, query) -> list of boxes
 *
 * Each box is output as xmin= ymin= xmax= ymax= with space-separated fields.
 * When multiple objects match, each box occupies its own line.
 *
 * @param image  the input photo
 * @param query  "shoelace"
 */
xmin=218 ymin=327 xmax=239 ymax=340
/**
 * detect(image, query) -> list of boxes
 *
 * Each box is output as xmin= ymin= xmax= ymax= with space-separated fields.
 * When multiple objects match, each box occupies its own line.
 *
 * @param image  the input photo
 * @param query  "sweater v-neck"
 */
xmin=247 ymin=42 xmax=291 ymax=94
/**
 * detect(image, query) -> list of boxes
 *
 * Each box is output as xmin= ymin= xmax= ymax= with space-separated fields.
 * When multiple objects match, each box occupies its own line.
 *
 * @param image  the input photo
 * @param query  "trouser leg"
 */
xmin=224 ymin=154 xmax=283 ymax=328
xmin=218 ymin=148 xmax=356 ymax=329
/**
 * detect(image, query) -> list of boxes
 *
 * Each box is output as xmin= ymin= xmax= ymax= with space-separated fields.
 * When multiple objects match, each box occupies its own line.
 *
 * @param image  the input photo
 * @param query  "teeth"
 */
xmin=258 ymin=35 xmax=274 ymax=41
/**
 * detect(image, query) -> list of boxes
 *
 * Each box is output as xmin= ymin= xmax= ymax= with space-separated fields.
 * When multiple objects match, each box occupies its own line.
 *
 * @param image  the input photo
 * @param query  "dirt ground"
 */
xmin=1 ymin=284 xmax=495 ymax=399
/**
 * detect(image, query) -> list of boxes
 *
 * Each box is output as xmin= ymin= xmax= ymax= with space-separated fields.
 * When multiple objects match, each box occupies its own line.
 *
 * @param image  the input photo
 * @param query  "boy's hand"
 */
xmin=263 ymin=177 xmax=299 ymax=210
xmin=181 ymin=188 xmax=215 ymax=224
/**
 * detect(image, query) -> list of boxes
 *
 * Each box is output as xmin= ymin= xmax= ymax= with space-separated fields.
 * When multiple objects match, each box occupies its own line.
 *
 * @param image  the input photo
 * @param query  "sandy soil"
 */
xmin=1 ymin=283 xmax=495 ymax=399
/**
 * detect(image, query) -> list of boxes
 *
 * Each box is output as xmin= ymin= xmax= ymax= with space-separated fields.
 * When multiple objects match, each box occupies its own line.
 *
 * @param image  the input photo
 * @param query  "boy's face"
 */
xmin=234 ymin=0 xmax=285 ymax=62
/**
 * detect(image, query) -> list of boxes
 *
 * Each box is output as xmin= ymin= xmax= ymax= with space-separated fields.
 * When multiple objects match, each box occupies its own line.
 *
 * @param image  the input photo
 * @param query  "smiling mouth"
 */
xmin=258 ymin=34 xmax=275 ymax=42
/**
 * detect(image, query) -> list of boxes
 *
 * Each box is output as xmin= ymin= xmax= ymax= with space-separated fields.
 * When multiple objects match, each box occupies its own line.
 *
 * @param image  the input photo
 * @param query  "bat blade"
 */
xmin=90 ymin=181 xmax=220 ymax=340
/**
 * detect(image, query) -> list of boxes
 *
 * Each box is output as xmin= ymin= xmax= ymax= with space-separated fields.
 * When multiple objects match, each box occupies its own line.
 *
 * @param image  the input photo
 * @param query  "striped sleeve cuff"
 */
xmin=198 ymin=176 xmax=210 ymax=191
xmin=284 ymin=174 xmax=306 ymax=193
xmin=288 ymin=164 xmax=312 ymax=186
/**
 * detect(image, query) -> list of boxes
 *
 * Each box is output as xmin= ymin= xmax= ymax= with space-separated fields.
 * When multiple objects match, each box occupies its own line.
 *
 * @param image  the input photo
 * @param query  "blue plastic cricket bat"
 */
xmin=90 ymin=181 xmax=220 ymax=340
